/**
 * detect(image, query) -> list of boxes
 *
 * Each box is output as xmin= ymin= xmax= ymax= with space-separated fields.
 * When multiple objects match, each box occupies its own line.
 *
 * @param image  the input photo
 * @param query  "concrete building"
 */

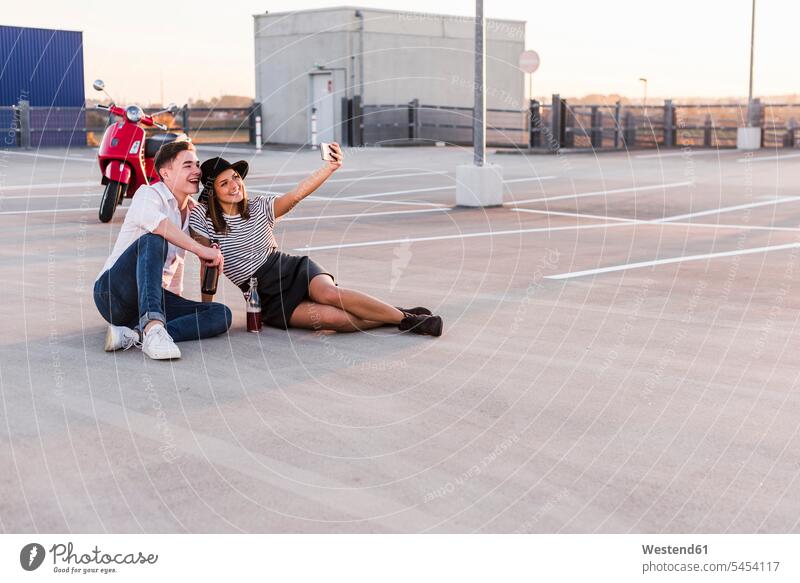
xmin=253 ymin=7 xmax=526 ymax=146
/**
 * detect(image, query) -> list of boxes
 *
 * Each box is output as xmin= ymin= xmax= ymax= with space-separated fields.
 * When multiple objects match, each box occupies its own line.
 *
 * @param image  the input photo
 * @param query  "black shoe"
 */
xmin=395 ymin=306 xmax=433 ymax=316
xmin=398 ymin=314 xmax=443 ymax=337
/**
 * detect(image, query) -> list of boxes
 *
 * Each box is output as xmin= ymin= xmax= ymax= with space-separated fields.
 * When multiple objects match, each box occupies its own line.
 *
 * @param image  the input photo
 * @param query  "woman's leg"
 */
xmin=308 ymin=275 xmax=404 ymax=325
xmin=289 ymin=300 xmax=385 ymax=332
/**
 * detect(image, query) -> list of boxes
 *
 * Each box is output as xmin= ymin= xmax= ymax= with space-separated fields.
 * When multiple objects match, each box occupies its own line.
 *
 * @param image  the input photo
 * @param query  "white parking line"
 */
xmin=195 ymin=145 xmax=286 ymax=155
xmin=340 ymin=185 xmax=461 ymax=200
xmin=545 ymin=243 xmax=800 ymax=280
xmin=293 ymin=222 xmax=638 ymax=252
xmin=738 ymin=153 xmax=800 ymax=163
xmin=251 ymin=170 xmax=451 ymax=189
xmin=655 ymin=196 xmax=799 ymax=222
xmin=247 ymin=168 xmax=364 ymax=179
xmin=511 ymin=207 xmax=800 ymax=233
xmin=508 ymin=181 xmax=693 ymax=205
xmin=1 ymin=192 xmax=100 ymax=199
xmin=282 ymin=207 xmax=451 ymax=222
xmin=0 ymin=150 xmax=95 ymax=162
xmin=341 ymin=175 xmax=557 ymax=201
xmin=0 ymin=170 xmax=453 ymax=199
xmin=295 ymin=200 xmax=800 ymax=252
xmin=246 ymin=191 xmax=446 ymax=208
xmin=0 ymin=206 xmax=118 ymax=216
xmin=0 ymin=180 xmax=98 ymax=191
xmin=635 ymin=150 xmax=733 ymax=159
xmin=0 ymin=204 xmax=451 ymax=221
xmin=511 ymin=208 xmax=635 ymax=223
xmin=310 ymin=196 xmax=447 ymax=208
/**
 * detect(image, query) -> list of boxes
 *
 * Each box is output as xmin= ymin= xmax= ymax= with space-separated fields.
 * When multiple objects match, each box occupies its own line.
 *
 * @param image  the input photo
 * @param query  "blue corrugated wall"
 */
xmin=0 ymin=25 xmax=86 ymax=147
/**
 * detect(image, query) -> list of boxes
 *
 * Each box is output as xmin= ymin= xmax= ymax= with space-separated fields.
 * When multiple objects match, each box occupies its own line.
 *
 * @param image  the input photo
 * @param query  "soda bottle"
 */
xmin=245 ymin=277 xmax=262 ymax=332
xmin=201 ymin=238 xmax=221 ymax=295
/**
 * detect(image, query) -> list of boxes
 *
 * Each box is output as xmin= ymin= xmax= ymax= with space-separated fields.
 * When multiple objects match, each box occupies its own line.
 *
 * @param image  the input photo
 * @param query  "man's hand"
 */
xmin=324 ymin=142 xmax=343 ymax=172
xmin=196 ymin=244 xmax=224 ymax=271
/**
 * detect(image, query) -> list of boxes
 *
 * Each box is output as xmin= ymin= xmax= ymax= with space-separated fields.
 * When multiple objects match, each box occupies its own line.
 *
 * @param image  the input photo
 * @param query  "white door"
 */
xmin=310 ymin=72 xmax=335 ymax=144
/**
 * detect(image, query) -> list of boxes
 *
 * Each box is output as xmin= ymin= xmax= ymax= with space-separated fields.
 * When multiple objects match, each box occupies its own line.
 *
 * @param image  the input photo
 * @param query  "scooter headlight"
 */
xmin=125 ymin=105 xmax=144 ymax=123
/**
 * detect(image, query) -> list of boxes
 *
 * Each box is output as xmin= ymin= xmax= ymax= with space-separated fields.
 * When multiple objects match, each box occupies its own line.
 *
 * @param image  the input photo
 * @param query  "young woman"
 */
xmin=188 ymin=144 xmax=443 ymax=336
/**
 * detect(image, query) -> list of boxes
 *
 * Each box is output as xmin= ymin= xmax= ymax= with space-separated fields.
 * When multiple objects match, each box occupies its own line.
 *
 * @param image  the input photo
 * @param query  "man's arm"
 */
xmin=274 ymin=142 xmax=343 ymax=218
xmin=127 ymin=186 xmax=223 ymax=269
xmin=153 ymin=217 xmax=223 ymax=271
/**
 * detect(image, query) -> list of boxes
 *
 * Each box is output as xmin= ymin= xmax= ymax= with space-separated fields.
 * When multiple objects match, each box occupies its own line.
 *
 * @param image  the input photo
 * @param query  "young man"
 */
xmin=93 ymin=141 xmax=231 ymax=360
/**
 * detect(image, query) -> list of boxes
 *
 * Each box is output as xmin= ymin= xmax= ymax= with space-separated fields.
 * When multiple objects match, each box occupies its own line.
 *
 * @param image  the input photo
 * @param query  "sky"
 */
xmin=4 ymin=0 xmax=798 ymax=104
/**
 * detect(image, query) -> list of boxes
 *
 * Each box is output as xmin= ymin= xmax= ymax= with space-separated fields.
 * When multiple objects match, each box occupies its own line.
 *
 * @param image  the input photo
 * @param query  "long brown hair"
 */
xmin=205 ymin=174 xmax=251 ymax=235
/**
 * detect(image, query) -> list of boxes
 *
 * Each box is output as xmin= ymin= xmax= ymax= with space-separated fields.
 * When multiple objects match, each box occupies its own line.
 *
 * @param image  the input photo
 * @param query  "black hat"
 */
xmin=199 ymin=157 xmax=249 ymax=203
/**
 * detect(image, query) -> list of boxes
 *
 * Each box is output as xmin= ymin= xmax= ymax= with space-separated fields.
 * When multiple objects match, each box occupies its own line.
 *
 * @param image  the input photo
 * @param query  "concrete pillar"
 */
xmin=738 ymin=98 xmax=762 ymax=150
xmin=456 ymin=0 xmax=503 ymax=208
xmin=737 ymin=127 xmax=762 ymax=150
xmin=456 ymin=162 xmax=503 ymax=207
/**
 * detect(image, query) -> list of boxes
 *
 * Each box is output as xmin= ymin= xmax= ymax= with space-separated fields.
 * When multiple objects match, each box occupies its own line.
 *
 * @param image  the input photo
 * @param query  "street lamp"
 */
xmin=455 ymin=0 xmax=503 ymax=207
xmin=473 ymin=0 xmax=486 ymax=166
xmin=737 ymin=0 xmax=761 ymax=149
xmin=747 ymin=0 xmax=756 ymax=125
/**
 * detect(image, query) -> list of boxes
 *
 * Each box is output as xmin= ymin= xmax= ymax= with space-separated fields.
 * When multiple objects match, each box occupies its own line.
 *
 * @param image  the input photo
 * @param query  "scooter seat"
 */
xmin=144 ymin=132 xmax=182 ymax=158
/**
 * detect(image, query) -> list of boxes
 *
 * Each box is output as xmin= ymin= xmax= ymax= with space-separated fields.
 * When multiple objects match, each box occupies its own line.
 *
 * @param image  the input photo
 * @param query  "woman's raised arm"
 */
xmin=274 ymin=142 xmax=343 ymax=218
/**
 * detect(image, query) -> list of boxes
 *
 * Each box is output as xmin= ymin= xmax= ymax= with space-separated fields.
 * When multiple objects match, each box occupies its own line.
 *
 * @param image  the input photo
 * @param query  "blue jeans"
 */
xmin=93 ymin=233 xmax=231 ymax=342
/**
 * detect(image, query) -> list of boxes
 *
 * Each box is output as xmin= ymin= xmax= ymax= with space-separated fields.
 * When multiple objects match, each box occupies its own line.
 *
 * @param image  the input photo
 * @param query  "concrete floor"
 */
xmin=1 ymin=143 xmax=799 ymax=533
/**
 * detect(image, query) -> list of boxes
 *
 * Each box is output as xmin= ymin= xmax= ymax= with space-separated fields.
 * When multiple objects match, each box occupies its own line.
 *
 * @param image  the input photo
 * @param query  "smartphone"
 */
xmin=320 ymin=142 xmax=334 ymax=161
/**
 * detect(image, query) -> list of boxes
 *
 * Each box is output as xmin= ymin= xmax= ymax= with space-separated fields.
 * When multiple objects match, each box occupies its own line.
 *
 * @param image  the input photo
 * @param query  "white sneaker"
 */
xmin=104 ymin=325 xmax=141 ymax=352
xmin=141 ymin=324 xmax=181 ymax=360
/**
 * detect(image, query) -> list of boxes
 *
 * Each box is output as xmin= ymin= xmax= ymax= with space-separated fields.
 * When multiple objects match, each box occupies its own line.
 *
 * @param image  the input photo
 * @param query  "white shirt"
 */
xmin=96 ymin=181 xmax=196 ymax=295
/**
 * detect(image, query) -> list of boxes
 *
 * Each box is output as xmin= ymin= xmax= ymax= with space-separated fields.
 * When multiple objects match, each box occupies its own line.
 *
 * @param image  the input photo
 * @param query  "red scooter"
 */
xmin=93 ymin=79 xmax=187 ymax=222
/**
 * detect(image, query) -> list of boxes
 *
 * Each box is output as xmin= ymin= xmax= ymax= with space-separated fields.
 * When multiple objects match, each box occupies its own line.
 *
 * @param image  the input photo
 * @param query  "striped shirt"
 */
xmin=188 ymin=195 xmax=279 ymax=286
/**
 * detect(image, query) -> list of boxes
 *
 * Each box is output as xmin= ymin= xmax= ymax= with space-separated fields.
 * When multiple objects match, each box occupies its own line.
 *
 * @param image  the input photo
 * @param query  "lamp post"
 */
xmin=747 ymin=0 xmax=756 ymax=126
xmin=737 ymin=0 xmax=761 ymax=149
xmin=455 ymin=0 xmax=503 ymax=207
xmin=473 ymin=0 xmax=486 ymax=166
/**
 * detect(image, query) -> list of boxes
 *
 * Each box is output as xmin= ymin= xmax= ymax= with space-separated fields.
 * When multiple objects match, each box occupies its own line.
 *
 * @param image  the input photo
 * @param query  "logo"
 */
xmin=20 ymin=543 xmax=46 ymax=571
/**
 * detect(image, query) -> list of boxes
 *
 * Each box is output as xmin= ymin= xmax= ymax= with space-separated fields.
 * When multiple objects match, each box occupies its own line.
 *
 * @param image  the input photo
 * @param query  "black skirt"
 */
xmin=238 ymin=251 xmax=334 ymax=329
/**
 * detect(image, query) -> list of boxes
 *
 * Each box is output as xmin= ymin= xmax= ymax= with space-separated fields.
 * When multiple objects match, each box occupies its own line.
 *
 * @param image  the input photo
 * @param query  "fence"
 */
xmin=4 ymin=97 xmax=799 ymax=151
xmin=1 ymin=101 xmax=262 ymax=148
xmin=344 ymin=95 xmax=800 ymax=150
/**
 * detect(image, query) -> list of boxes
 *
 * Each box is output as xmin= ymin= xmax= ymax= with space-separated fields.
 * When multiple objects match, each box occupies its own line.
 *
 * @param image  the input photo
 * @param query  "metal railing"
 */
xmin=1 ymin=101 xmax=262 ymax=148
xmin=4 ymin=97 xmax=799 ymax=151
xmin=347 ymin=95 xmax=800 ymax=150
xmin=353 ymin=99 xmax=528 ymax=147
xmin=527 ymin=97 xmax=800 ymax=150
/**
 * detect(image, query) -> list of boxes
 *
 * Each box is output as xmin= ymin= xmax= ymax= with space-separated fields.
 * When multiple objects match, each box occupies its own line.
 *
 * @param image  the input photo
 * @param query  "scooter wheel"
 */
xmin=99 ymin=180 xmax=128 ymax=223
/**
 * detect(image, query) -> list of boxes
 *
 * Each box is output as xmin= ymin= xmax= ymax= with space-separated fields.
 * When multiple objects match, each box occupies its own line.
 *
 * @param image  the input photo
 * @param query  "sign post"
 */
xmin=518 ymin=50 xmax=540 ymax=103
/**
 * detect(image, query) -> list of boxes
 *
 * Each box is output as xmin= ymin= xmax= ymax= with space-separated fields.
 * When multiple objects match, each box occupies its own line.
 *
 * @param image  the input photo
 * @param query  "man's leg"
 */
xmin=94 ymin=234 xmax=168 ymax=330
xmin=133 ymin=233 xmax=170 ymax=333
xmin=163 ymin=290 xmax=232 ymax=342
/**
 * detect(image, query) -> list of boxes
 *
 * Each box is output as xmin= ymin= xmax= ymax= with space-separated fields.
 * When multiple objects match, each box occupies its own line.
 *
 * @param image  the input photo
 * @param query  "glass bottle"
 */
xmin=245 ymin=277 xmax=262 ymax=333
xmin=201 ymin=238 xmax=220 ymax=295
